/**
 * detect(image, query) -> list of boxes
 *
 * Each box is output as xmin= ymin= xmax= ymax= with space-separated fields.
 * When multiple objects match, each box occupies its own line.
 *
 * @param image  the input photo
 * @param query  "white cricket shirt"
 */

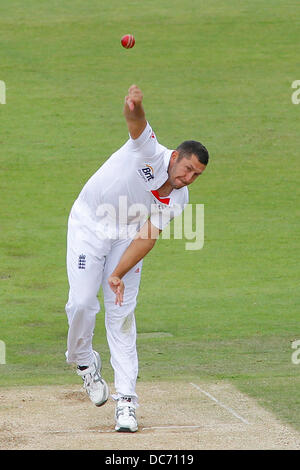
xmin=71 ymin=122 xmax=189 ymax=238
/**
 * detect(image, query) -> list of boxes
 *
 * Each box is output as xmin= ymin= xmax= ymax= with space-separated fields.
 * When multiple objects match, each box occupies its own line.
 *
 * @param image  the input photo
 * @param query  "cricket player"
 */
xmin=65 ymin=85 xmax=209 ymax=432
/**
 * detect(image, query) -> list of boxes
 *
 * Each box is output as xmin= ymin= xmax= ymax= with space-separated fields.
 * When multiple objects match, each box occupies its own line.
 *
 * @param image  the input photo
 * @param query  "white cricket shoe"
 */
xmin=115 ymin=396 xmax=138 ymax=432
xmin=77 ymin=351 xmax=109 ymax=407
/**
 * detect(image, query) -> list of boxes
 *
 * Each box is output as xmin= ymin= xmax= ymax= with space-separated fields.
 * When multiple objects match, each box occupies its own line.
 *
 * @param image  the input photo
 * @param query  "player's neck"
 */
xmin=156 ymin=180 xmax=173 ymax=197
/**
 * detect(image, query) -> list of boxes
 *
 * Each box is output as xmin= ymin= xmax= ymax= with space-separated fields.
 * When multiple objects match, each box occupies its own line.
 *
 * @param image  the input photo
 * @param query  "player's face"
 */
xmin=168 ymin=152 xmax=206 ymax=189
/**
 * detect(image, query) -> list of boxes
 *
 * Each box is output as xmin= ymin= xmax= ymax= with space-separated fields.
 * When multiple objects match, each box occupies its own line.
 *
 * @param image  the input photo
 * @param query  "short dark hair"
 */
xmin=176 ymin=140 xmax=209 ymax=166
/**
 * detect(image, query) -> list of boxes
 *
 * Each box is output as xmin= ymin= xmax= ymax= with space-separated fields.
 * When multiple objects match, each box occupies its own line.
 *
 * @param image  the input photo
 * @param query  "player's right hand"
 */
xmin=125 ymin=84 xmax=143 ymax=112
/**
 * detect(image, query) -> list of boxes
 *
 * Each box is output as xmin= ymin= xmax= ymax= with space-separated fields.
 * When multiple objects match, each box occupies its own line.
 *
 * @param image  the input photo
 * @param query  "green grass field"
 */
xmin=1 ymin=0 xmax=300 ymax=431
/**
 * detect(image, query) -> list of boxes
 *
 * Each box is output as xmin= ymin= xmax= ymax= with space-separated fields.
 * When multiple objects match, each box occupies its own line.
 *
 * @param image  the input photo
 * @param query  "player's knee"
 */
xmin=106 ymin=312 xmax=136 ymax=340
xmin=107 ymin=296 xmax=136 ymax=309
xmin=104 ymin=299 xmax=137 ymax=322
xmin=67 ymin=292 xmax=100 ymax=314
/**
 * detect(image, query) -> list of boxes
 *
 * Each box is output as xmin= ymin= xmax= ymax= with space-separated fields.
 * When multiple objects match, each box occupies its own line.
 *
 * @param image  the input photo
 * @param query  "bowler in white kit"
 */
xmin=65 ymin=85 xmax=209 ymax=432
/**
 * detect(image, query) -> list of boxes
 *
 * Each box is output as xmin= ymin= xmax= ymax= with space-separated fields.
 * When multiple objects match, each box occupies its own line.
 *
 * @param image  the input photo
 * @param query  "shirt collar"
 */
xmin=147 ymin=149 xmax=173 ymax=191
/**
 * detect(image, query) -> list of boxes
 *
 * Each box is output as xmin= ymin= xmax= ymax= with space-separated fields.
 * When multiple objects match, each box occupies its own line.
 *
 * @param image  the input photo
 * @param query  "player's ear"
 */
xmin=171 ymin=150 xmax=179 ymax=161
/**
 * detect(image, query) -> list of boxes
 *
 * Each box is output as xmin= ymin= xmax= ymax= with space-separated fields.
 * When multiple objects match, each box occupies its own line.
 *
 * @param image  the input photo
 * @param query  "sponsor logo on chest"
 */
xmin=137 ymin=164 xmax=154 ymax=182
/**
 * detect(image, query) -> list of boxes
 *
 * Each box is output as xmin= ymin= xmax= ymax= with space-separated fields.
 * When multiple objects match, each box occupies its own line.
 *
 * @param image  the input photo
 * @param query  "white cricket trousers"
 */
xmin=65 ymin=204 xmax=143 ymax=401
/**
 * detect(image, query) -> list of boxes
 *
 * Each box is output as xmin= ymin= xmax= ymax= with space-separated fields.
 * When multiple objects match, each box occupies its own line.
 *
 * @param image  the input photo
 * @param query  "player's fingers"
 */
xmin=115 ymin=292 xmax=122 ymax=306
xmin=108 ymin=276 xmax=121 ymax=296
xmin=128 ymin=86 xmax=142 ymax=104
xmin=116 ymin=283 xmax=124 ymax=306
xmin=127 ymin=98 xmax=135 ymax=111
xmin=125 ymin=96 xmax=135 ymax=111
xmin=129 ymin=84 xmax=138 ymax=93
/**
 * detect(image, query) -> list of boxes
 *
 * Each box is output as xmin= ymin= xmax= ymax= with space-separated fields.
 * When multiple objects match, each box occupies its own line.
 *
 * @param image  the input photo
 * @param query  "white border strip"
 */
xmin=190 ymin=382 xmax=250 ymax=425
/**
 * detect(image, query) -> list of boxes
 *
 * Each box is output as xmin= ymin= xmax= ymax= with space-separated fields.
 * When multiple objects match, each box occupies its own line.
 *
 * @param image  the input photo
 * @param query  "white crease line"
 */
xmin=190 ymin=382 xmax=250 ymax=425
xmin=11 ymin=429 xmax=116 ymax=435
xmin=142 ymin=425 xmax=201 ymax=431
xmin=11 ymin=426 xmax=201 ymax=435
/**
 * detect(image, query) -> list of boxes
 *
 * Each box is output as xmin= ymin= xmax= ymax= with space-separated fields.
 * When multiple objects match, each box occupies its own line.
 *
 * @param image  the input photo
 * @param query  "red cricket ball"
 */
xmin=121 ymin=34 xmax=135 ymax=49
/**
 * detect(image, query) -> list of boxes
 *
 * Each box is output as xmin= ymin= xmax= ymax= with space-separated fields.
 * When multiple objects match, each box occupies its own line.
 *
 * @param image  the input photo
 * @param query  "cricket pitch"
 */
xmin=0 ymin=381 xmax=300 ymax=450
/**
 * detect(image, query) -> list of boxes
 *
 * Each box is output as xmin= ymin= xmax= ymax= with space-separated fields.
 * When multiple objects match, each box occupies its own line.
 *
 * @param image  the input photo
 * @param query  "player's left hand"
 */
xmin=108 ymin=276 xmax=125 ymax=306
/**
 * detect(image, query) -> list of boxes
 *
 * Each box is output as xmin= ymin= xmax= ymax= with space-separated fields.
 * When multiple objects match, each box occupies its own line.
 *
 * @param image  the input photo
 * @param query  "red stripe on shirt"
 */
xmin=151 ymin=190 xmax=170 ymax=205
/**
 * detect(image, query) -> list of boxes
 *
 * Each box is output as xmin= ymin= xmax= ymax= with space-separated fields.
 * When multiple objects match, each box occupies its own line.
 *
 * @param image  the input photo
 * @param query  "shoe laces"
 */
xmin=117 ymin=397 xmax=136 ymax=418
xmin=78 ymin=363 xmax=100 ymax=391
